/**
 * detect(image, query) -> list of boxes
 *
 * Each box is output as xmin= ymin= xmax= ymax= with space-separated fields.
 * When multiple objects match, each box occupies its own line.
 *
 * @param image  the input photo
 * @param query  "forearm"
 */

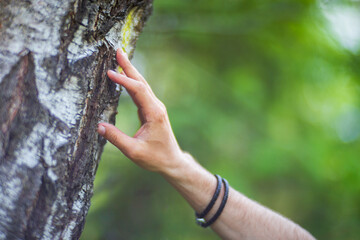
xmin=161 ymin=153 xmax=316 ymax=240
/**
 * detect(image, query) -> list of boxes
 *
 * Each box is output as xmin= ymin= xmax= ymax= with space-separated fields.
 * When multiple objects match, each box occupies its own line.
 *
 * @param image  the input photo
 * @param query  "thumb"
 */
xmin=97 ymin=123 xmax=137 ymax=155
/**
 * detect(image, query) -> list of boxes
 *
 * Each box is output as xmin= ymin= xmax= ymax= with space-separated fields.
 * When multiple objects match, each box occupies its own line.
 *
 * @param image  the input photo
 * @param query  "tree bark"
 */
xmin=0 ymin=0 xmax=152 ymax=239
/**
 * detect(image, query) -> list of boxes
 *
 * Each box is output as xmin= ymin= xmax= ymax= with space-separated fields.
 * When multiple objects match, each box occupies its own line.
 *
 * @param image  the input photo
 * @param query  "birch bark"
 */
xmin=0 ymin=0 xmax=152 ymax=239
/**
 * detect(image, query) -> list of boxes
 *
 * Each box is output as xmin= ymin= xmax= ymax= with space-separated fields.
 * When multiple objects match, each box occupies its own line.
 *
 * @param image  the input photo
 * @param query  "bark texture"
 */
xmin=0 ymin=0 xmax=152 ymax=239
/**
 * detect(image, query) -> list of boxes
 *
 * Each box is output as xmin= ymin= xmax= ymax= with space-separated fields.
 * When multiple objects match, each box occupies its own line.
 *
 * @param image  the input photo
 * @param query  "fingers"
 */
xmin=107 ymin=70 xmax=154 ymax=110
xmin=98 ymin=123 xmax=138 ymax=157
xmin=116 ymin=48 xmax=144 ymax=81
xmin=111 ymin=49 xmax=164 ymax=123
xmin=116 ymin=48 xmax=157 ymax=98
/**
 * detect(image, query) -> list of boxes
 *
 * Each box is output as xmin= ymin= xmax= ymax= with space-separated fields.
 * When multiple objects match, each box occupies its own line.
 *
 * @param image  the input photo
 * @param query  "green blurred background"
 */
xmin=82 ymin=0 xmax=360 ymax=239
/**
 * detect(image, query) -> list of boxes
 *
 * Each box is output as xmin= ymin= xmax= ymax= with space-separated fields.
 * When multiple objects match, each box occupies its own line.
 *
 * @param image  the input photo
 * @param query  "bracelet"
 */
xmin=195 ymin=174 xmax=222 ymax=219
xmin=196 ymin=177 xmax=229 ymax=228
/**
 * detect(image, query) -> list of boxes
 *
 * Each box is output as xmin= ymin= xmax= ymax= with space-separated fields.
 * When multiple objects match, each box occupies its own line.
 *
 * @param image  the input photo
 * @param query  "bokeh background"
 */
xmin=81 ymin=0 xmax=360 ymax=239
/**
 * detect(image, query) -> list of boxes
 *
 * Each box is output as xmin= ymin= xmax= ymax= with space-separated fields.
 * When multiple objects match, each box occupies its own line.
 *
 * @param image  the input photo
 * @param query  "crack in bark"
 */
xmin=0 ymin=50 xmax=39 ymax=162
xmin=24 ymin=171 xmax=58 ymax=240
xmin=0 ymin=50 xmax=29 ymax=135
xmin=65 ymin=43 xmax=116 ymax=215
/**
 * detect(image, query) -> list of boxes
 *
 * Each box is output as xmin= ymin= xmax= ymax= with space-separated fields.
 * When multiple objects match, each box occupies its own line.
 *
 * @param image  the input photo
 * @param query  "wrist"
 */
xmin=159 ymin=152 xmax=217 ymax=213
xmin=159 ymin=151 xmax=200 ymax=181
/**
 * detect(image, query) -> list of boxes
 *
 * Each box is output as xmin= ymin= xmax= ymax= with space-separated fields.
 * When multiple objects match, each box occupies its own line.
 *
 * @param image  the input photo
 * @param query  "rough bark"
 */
xmin=0 ymin=0 xmax=152 ymax=239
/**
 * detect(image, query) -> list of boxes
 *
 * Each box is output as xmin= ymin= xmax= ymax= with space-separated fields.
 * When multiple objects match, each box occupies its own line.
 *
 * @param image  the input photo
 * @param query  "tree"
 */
xmin=0 ymin=0 xmax=152 ymax=239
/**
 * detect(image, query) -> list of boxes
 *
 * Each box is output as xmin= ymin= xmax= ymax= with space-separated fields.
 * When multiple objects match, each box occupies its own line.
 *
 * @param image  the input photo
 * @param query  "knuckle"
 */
xmin=153 ymin=107 xmax=167 ymax=123
xmin=135 ymin=82 xmax=146 ymax=92
xmin=159 ymin=102 xmax=167 ymax=113
xmin=126 ymin=146 xmax=139 ymax=159
xmin=127 ymin=144 xmax=144 ymax=160
xmin=139 ymin=75 xmax=147 ymax=82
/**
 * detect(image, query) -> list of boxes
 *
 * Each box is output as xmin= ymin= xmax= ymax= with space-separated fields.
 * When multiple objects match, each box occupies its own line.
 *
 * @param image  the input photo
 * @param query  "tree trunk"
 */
xmin=0 ymin=0 xmax=152 ymax=239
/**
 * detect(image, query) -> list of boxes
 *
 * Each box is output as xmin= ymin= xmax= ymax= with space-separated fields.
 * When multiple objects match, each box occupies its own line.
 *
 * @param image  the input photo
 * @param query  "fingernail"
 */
xmin=121 ymin=48 xmax=128 ymax=58
xmin=108 ymin=69 xmax=116 ymax=75
xmin=98 ymin=124 xmax=106 ymax=135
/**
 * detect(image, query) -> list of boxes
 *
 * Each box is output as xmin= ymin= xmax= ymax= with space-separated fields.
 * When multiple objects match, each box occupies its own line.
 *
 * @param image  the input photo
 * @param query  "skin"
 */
xmin=97 ymin=48 xmax=316 ymax=240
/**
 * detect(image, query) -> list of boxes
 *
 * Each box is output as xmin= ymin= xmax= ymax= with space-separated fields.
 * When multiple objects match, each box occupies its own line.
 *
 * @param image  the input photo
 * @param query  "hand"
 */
xmin=98 ymin=49 xmax=185 ymax=173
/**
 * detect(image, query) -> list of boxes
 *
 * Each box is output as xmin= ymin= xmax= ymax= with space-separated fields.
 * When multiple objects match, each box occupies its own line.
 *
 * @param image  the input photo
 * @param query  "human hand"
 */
xmin=98 ymin=49 xmax=185 ymax=173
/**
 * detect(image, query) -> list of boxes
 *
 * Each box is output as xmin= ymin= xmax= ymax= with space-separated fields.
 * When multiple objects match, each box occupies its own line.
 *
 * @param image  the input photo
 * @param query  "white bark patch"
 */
xmin=62 ymin=220 xmax=77 ymax=240
xmin=0 ymin=167 xmax=23 ymax=225
xmin=0 ymin=54 xmax=20 ymax=85
xmin=106 ymin=7 xmax=143 ymax=55
xmin=0 ymin=0 xmax=67 ymax=82
xmin=42 ymin=200 xmax=59 ymax=240
xmin=15 ymin=123 xmax=68 ymax=168
xmin=72 ymin=186 xmax=86 ymax=214
xmin=47 ymin=169 xmax=58 ymax=181
xmin=15 ymin=127 xmax=41 ymax=168
xmin=0 ymin=176 xmax=21 ymax=211
xmin=38 ymin=75 xmax=85 ymax=127
xmin=61 ymin=183 xmax=88 ymax=239
xmin=67 ymin=22 xmax=102 ymax=62
xmin=104 ymin=21 xmax=124 ymax=50
xmin=1 ymin=1 xmax=70 ymax=66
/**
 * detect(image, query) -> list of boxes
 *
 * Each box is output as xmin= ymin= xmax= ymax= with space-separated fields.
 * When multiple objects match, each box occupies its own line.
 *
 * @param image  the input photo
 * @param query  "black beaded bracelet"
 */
xmin=196 ymin=177 xmax=229 ymax=228
xmin=195 ymin=174 xmax=222 ymax=219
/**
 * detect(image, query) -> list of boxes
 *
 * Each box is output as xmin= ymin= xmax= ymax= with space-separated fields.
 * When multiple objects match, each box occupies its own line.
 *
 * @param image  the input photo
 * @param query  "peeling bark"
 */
xmin=0 ymin=0 xmax=152 ymax=239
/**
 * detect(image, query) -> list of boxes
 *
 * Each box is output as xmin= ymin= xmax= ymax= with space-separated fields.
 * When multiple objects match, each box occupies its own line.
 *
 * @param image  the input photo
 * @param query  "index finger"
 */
xmin=116 ymin=48 xmax=144 ymax=82
xmin=116 ymin=48 xmax=156 ymax=98
xmin=107 ymin=70 xmax=155 ymax=110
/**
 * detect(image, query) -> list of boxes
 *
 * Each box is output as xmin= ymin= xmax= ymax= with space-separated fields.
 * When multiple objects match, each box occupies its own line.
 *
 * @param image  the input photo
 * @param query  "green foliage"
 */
xmin=82 ymin=0 xmax=360 ymax=239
